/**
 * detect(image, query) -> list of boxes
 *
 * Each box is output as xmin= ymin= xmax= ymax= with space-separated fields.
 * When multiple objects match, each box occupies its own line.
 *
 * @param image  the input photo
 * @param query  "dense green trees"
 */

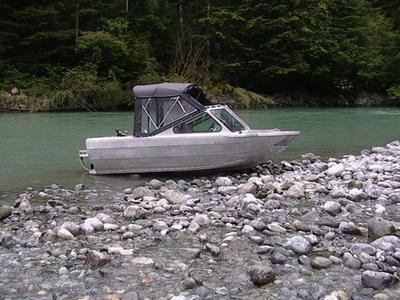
xmin=205 ymin=0 xmax=396 ymax=94
xmin=0 ymin=0 xmax=399 ymax=110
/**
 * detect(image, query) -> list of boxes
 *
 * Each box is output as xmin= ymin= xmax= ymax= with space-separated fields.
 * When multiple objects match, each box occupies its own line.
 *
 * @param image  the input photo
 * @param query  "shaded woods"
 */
xmin=0 ymin=0 xmax=399 ymax=111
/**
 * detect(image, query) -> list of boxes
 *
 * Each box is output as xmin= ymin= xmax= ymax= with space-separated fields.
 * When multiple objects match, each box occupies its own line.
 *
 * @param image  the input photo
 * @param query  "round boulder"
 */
xmin=285 ymin=236 xmax=312 ymax=255
xmin=248 ymin=262 xmax=277 ymax=286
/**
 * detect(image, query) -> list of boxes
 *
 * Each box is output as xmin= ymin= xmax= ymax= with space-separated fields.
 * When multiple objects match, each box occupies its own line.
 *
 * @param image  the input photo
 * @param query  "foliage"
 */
xmin=0 ymin=0 xmax=399 ymax=109
xmin=61 ymin=66 xmax=132 ymax=110
xmin=207 ymin=84 xmax=275 ymax=108
xmin=387 ymin=86 xmax=400 ymax=104
xmin=204 ymin=0 xmax=396 ymax=94
xmin=232 ymin=87 xmax=275 ymax=108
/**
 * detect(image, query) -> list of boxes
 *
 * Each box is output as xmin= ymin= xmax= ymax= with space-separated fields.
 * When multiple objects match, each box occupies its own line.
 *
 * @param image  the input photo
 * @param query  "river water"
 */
xmin=1 ymin=107 xmax=399 ymax=195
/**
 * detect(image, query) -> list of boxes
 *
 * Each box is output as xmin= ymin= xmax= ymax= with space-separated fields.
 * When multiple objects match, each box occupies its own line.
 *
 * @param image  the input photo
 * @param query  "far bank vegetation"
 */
xmin=1 ymin=1 xmax=399 ymax=111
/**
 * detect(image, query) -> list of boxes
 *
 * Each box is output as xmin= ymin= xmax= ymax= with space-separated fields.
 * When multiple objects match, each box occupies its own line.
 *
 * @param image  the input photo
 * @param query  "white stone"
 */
xmin=327 ymin=163 xmax=345 ymax=176
xmin=60 ymin=222 xmax=80 ymax=235
xmin=163 ymin=189 xmax=192 ymax=204
xmin=285 ymin=236 xmax=311 ymax=255
xmin=84 ymin=217 xmax=104 ymax=231
xmin=285 ymin=184 xmax=305 ymax=199
xmin=242 ymin=225 xmax=255 ymax=234
xmin=108 ymin=247 xmax=134 ymax=256
xmin=103 ymin=223 xmax=119 ymax=231
xmin=57 ymin=228 xmax=74 ymax=240
xmin=323 ymin=201 xmax=342 ymax=214
xmin=215 ymin=176 xmax=233 ymax=186
xmin=192 ymin=214 xmax=210 ymax=226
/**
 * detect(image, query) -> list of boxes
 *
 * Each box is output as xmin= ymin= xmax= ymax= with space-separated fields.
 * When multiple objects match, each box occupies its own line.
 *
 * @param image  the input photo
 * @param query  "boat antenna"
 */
xmin=67 ymin=87 xmax=127 ymax=136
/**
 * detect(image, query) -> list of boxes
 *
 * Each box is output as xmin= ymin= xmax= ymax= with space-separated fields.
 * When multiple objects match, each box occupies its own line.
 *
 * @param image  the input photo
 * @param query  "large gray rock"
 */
xmin=311 ymin=257 xmax=333 ymax=269
xmin=188 ymin=221 xmax=201 ymax=233
xmin=361 ymin=270 xmax=399 ymax=290
xmin=267 ymin=222 xmax=287 ymax=233
xmin=80 ymin=223 xmax=95 ymax=234
xmin=84 ymin=250 xmax=111 ymax=269
xmin=192 ymin=214 xmax=211 ymax=226
xmin=39 ymin=229 xmax=57 ymax=242
xmin=348 ymin=188 xmax=368 ymax=201
xmin=318 ymin=216 xmax=340 ymax=228
xmin=248 ymin=262 xmax=277 ymax=285
xmin=249 ymin=220 xmax=267 ymax=231
xmin=238 ymin=182 xmax=258 ymax=195
xmin=264 ymin=199 xmax=281 ymax=209
xmin=153 ymin=220 xmax=169 ymax=231
xmin=123 ymin=205 xmax=147 ymax=220
xmin=57 ymin=228 xmax=74 ymax=240
xmin=323 ymin=201 xmax=342 ymax=215
xmin=217 ymin=186 xmax=238 ymax=195
xmin=343 ymin=252 xmax=361 ymax=269
xmin=0 ymin=205 xmax=12 ymax=221
xmin=326 ymin=163 xmax=345 ymax=177
xmin=148 ymin=179 xmax=164 ymax=189
xmin=270 ymin=251 xmax=288 ymax=264
xmin=284 ymin=236 xmax=312 ymax=255
xmin=330 ymin=187 xmax=347 ymax=198
xmin=350 ymin=243 xmax=377 ymax=256
xmin=132 ymin=186 xmax=155 ymax=198
xmin=205 ymin=243 xmax=220 ymax=256
xmin=215 ymin=176 xmax=233 ymax=186
xmin=59 ymin=222 xmax=80 ymax=236
xmin=285 ymin=184 xmax=305 ymax=199
xmin=371 ymin=235 xmax=400 ymax=249
xmin=95 ymin=213 xmax=115 ymax=223
xmin=339 ymin=221 xmax=361 ymax=235
xmin=368 ymin=217 xmax=400 ymax=241
xmin=163 ymin=189 xmax=191 ymax=204
xmin=84 ymin=217 xmax=104 ymax=231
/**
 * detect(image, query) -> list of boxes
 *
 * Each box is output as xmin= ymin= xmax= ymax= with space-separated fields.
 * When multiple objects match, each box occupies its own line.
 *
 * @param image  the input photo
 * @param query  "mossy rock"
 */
xmin=207 ymin=84 xmax=275 ymax=109
xmin=232 ymin=87 xmax=275 ymax=108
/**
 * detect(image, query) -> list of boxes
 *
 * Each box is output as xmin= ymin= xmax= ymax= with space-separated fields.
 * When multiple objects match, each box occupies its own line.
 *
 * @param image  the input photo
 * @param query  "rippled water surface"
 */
xmin=1 ymin=107 xmax=399 ymax=193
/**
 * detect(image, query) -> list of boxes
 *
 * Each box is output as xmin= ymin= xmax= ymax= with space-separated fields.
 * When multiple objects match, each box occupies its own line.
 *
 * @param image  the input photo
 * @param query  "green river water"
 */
xmin=1 ymin=107 xmax=399 ymax=194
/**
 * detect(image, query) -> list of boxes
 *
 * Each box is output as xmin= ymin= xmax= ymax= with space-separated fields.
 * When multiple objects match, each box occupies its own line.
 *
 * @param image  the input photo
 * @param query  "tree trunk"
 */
xmin=75 ymin=0 xmax=79 ymax=52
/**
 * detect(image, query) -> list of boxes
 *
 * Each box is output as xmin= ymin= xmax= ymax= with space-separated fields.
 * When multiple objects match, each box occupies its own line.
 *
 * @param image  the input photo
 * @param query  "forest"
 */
xmin=0 ymin=0 xmax=399 ymax=111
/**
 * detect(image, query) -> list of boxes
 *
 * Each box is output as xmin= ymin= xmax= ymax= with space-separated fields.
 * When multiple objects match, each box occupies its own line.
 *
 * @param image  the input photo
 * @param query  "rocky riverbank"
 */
xmin=2 ymin=142 xmax=400 ymax=300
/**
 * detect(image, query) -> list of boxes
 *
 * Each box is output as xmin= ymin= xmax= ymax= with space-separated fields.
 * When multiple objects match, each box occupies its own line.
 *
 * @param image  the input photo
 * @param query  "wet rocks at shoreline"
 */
xmin=2 ymin=141 xmax=400 ymax=299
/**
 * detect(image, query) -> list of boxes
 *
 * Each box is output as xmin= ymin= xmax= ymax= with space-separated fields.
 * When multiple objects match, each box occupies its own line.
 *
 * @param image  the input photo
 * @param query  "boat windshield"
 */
xmin=210 ymin=109 xmax=246 ymax=132
xmin=173 ymin=113 xmax=222 ymax=133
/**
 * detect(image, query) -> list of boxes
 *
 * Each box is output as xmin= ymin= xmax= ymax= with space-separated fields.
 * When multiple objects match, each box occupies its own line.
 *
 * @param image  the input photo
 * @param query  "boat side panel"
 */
xmin=85 ymin=132 xmax=298 ymax=174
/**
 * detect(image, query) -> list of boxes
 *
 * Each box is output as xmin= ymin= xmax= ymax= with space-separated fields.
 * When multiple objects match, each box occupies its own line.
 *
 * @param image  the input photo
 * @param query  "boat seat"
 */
xmin=180 ymin=123 xmax=192 ymax=133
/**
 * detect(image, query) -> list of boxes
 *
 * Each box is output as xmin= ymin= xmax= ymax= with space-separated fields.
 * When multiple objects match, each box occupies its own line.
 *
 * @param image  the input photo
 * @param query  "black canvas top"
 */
xmin=132 ymin=82 xmax=212 ymax=137
xmin=133 ymin=82 xmax=198 ymax=98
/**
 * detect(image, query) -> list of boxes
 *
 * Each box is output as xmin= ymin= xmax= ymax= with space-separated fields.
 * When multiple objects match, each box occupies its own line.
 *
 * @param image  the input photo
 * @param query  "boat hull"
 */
xmin=82 ymin=130 xmax=299 ymax=174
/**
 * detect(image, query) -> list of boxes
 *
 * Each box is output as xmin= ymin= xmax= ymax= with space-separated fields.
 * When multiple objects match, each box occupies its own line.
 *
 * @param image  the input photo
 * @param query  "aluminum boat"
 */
xmin=79 ymin=82 xmax=299 ymax=174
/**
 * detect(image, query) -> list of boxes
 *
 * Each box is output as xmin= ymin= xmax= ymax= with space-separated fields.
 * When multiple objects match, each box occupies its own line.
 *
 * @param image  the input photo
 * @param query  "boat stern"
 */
xmin=79 ymin=149 xmax=97 ymax=173
xmin=79 ymin=149 xmax=89 ymax=159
